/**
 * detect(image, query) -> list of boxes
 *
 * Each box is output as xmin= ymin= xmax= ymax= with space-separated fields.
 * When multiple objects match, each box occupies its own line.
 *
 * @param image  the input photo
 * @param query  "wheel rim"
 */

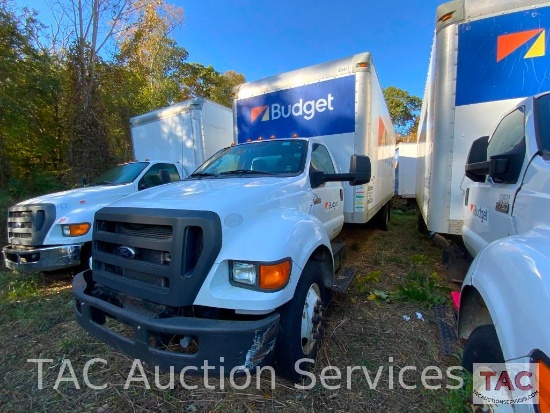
xmin=301 ymin=283 xmax=322 ymax=355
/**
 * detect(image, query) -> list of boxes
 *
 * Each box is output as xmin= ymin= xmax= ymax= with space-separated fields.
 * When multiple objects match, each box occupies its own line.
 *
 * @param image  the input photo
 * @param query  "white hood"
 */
xmin=16 ymin=184 xmax=135 ymax=209
xmin=106 ymin=176 xmax=310 ymax=216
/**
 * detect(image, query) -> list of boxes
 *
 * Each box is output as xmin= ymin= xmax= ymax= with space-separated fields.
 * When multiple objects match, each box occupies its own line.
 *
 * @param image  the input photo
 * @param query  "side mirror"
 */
xmin=465 ymin=136 xmax=489 ymax=182
xmin=348 ymin=155 xmax=371 ymax=186
xmin=309 ymin=155 xmax=371 ymax=188
xmin=489 ymin=138 xmax=525 ymax=184
xmin=310 ymin=169 xmax=325 ymax=188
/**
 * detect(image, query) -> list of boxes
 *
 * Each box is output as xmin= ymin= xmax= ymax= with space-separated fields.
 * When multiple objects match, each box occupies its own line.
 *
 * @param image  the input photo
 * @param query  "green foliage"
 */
xmin=391 ymin=270 xmax=450 ymax=307
xmin=384 ymin=86 xmax=422 ymax=140
xmin=356 ymin=270 xmax=382 ymax=293
xmin=0 ymin=3 xmax=64 ymax=187
xmin=0 ymin=0 xmax=246 ymax=191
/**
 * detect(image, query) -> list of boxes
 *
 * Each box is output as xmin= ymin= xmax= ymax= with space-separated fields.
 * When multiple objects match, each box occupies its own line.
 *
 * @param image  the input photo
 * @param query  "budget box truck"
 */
xmin=416 ymin=0 xmax=550 ymax=235
xmin=459 ymin=92 xmax=550 ymax=413
xmin=234 ymin=51 xmax=396 ymax=228
xmin=72 ymin=52 xmax=395 ymax=380
xmin=3 ymin=98 xmax=232 ymax=272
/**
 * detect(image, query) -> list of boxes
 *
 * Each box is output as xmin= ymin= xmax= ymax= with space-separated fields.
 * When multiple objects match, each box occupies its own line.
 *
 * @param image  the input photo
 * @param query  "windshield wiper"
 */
xmin=188 ymin=172 xmax=219 ymax=178
xmin=219 ymin=169 xmax=274 ymax=176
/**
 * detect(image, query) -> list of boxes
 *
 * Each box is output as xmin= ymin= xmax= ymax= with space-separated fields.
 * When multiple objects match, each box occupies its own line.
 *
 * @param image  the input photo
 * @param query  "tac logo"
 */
xmin=497 ymin=28 xmax=546 ymax=62
xmin=250 ymin=94 xmax=335 ymax=123
xmin=473 ymin=363 xmax=540 ymax=406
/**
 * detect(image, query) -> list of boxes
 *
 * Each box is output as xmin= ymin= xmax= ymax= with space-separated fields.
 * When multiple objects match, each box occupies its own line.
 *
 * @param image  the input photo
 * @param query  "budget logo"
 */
xmin=497 ymin=29 xmax=546 ymax=62
xmin=470 ymin=203 xmax=488 ymax=225
xmin=250 ymin=105 xmax=269 ymax=123
xmin=251 ymin=95 xmax=335 ymax=123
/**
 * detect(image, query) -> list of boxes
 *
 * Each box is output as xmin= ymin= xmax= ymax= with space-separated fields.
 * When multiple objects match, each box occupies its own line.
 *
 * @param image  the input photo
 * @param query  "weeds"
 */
xmin=392 ymin=270 xmax=450 ymax=307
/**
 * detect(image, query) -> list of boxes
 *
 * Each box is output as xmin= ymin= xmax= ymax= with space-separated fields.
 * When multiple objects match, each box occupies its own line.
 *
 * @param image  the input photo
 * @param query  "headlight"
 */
xmin=231 ymin=259 xmax=291 ymax=290
xmin=62 ymin=223 xmax=91 ymax=237
xmin=231 ymin=262 xmax=257 ymax=286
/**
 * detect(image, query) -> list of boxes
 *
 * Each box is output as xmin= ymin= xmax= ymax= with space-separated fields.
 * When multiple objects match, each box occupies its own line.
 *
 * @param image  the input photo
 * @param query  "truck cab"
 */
xmin=462 ymin=93 xmax=549 ymax=256
xmin=458 ymin=92 xmax=550 ymax=409
xmin=72 ymin=138 xmax=370 ymax=380
xmin=3 ymin=160 xmax=184 ymax=272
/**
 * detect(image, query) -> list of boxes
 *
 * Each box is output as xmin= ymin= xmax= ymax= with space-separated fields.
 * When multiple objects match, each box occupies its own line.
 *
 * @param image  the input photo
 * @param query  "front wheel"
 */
xmin=462 ymin=324 xmax=505 ymax=373
xmin=273 ymin=261 xmax=327 ymax=382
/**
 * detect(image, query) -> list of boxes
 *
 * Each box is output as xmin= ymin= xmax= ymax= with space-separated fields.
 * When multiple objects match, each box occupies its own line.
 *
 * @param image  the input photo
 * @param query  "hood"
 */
xmin=106 ymin=176 xmax=309 ymax=216
xmin=15 ymin=184 xmax=135 ymax=210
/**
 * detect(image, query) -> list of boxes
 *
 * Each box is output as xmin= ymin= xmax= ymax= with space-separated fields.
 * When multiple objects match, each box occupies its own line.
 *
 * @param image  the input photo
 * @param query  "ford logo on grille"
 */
xmin=116 ymin=246 xmax=136 ymax=259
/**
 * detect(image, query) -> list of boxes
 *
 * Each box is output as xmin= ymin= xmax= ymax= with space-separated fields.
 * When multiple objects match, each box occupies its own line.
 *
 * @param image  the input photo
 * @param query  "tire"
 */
xmin=273 ymin=261 xmax=327 ymax=382
xmin=378 ymin=203 xmax=390 ymax=231
xmin=462 ymin=324 xmax=505 ymax=373
xmin=417 ymin=211 xmax=429 ymax=235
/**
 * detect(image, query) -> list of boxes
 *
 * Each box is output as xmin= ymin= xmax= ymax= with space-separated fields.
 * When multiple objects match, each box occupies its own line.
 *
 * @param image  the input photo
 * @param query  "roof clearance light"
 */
xmin=356 ymin=62 xmax=368 ymax=68
xmin=438 ymin=11 xmax=455 ymax=23
xmin=258 ymin=136 xmax=263 ymax=141
xmin=292 ymin=133 xmax=298 ymax=138
xmin=246 ymin=139 xmax=252 ymax=142
xmin=270 ymin=135 xmax=276 ymax=140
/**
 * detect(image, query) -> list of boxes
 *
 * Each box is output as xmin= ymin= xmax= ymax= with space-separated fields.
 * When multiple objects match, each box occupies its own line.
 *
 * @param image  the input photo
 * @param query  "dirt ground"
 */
xmin=0 ymin=207 xmax=469 ymax=412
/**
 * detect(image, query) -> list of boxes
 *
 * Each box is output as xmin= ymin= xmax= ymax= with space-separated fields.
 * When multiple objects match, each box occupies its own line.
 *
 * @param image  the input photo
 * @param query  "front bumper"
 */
xmin=72 ymin=270 xmax=280 ymax=373
xmin=3 ymin=243 xmax=82 ymax=272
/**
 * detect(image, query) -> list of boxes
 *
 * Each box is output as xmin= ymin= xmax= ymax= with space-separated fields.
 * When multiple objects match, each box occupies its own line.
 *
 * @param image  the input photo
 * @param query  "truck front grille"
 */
xmin=7 ymin=204 xmax=56 ymax=245
xmin=92 ymin=207 xmax=222 ymax=307
xmin=99 ymin=221 xmax=174 ymax=240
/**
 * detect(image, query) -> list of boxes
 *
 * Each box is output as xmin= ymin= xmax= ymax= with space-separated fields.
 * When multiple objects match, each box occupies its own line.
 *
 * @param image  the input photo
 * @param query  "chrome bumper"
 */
xmin=2 ymin=244 xmax=83 ymax=272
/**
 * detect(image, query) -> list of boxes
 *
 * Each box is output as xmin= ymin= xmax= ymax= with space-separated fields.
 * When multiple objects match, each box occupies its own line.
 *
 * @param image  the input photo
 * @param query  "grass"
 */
xmin=0 ymin=204 xmax=470 ymax=412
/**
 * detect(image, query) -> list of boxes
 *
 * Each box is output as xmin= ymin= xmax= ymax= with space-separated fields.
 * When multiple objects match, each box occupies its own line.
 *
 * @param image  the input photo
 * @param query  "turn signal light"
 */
xmin=538 ymin=359 xmax=550 ymax=413
xmin=259 ymin=260 xmax=291 ymax=290
xmin=62 ymin=223 xmax=91 ymax=237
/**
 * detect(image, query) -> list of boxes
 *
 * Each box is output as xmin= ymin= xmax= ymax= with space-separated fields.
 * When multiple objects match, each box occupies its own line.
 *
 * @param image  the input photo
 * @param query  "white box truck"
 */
xmin=3 ymin=98 xmax=232 ymax=273
xmin=396 ymin=142 xmax=417 ymax=198
xmin=416 ymin=0 xmax=550 ymax=235
xmin=234 ymin=51 xmax=396 ymax=227
xmin=130 ymin=97 xmax=233 ymax=177
xmin=459 ymin=92 xmax=550 ymax=411
xmin=71 ymin=52 xmax=394 ymax=381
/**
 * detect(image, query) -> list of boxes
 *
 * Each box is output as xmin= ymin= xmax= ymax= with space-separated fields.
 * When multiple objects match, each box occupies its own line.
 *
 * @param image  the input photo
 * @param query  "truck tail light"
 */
xmin=259 ymin=260 xmax=291 ymax=290
xmin=62 ymin=223 xmax=91 ymax=237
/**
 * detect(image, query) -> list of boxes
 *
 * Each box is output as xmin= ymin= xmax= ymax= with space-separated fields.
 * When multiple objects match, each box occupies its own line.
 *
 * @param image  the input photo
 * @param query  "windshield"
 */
xmin=535 ymin=93 xmax=550 ymax=154
xmin=191 ymin=140 xmax=307 ymax=178
xmin=90 ymin=162 xmax=149 ymax=185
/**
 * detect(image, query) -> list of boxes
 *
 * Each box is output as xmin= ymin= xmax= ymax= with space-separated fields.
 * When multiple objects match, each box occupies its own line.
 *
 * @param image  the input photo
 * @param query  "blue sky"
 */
xmin=16 ymin=0 xmax=446 ymax=98
xmin=176 ymin=0 xmax=446 ymax=97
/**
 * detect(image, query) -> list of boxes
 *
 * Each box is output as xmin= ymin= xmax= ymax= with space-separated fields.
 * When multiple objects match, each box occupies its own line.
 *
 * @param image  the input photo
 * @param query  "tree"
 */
xmin=176 ymin=64 xmax=245 ymax=108
xmin=383 ymin=86 xmax=422 ymax=141
xmin=117 ymin=0 xmax=186 ymax=109
xmin=0 ymin=2 xmax=63 ymax=190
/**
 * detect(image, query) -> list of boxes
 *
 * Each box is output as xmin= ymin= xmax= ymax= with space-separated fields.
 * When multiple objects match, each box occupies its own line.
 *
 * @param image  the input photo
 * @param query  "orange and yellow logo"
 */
xmin=497 ymin=29 xmax=546 ymax=62
xmin=250 ymin=106 xmax=269 ymax=123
